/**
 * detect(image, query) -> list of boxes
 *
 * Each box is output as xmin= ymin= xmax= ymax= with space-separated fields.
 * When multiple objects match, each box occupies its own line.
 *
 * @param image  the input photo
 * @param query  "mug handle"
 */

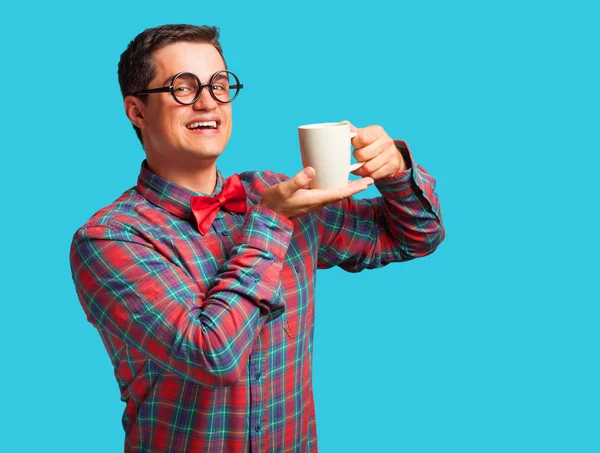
xmin=348 ymin=131 xmax=366 ymax=172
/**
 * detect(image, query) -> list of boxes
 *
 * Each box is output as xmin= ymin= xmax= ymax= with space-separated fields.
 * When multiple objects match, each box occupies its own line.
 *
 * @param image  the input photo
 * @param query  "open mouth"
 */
xmin=186 ymin=120 xmax=219 ymax=131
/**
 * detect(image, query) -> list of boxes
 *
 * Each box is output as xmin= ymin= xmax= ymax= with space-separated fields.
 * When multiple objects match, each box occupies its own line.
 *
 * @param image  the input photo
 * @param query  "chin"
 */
xmin=178 ymin=137 xmax=223 ymax=158
xmin=189 ymin=146 xmax=225 ymax=160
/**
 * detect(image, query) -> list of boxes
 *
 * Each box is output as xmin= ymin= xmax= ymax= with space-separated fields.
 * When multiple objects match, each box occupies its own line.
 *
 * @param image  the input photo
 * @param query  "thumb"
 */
xmin=283 ymin=167 xmax=315 ymax=196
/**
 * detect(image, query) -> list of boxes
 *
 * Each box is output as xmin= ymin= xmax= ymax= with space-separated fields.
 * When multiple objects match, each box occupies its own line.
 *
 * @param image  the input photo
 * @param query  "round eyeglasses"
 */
xmin=130 ymin=70 xmax=243 ymax=105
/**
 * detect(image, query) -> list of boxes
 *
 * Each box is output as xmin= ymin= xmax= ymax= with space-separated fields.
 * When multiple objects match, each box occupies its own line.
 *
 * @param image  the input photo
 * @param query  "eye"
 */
xmin=212 ymin=84 xmax=228 ymax=92
xmin=173 ymin=74 xmax=199 ymax=96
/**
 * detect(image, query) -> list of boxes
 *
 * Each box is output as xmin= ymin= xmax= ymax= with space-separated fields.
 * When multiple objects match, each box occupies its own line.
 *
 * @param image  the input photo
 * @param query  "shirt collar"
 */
xmin=136 ymin=160 xmax=225 ymax=220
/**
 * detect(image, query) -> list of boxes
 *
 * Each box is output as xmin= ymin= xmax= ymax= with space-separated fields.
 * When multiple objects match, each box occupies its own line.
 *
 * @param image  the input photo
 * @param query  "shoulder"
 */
xmin=72 ymin=188 xmax=151 ymax=243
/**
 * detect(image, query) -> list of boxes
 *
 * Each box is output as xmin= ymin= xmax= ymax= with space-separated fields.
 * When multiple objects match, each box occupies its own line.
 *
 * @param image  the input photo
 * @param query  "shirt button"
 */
xmin=255 ymin=424 xmax=261 ymax=432
xmin=294 ymin=266 xmax=301 ymax=273
xmin=221 ymin=230 xmax=229 ymax=236
xmin=255 ymin=372 xmax=261 ymax=380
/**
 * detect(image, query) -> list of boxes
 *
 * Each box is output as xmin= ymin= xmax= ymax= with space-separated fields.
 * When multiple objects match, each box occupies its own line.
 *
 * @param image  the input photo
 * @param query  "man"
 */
xmin=70 ymin=24 xmax=444 ymax=453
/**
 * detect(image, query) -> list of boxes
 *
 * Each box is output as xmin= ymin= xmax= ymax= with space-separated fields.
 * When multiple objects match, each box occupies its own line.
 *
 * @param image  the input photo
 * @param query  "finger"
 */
xmin=369 ymin=164 xmax=397 ymax=180
xmin=281 ymin=167 xmax=315 ymax=197
xmin=353 ymin=135 xmax=393 ymax=164
xmin=316 ymin=177 xmax=374 ymax=204
xmin=351 ymin=124 xmax=386 ymax=149
xmin=351 ymin=142 xmax=392 ymax=177
xmin=353 ymin=151 xmax=389 ymax=177
xmin=346 ymin=176 xmax=374 ymax=193
xmin=286 ymin=177 xmax=373 ymax=215
xmin=337 ymin=178 xmax=374 ymax=200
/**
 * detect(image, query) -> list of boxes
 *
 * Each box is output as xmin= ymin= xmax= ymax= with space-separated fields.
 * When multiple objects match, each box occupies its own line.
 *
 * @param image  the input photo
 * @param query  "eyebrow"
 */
xmin=159 ymin=71 xmax=229 ymax=85
xmin=212 ymin=74 xmax=229 ymax=82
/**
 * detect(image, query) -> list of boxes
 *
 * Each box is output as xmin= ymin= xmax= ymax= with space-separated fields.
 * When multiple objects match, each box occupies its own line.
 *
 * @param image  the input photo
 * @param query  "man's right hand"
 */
xmin=259 ymin=167 xmax=374 ymax=219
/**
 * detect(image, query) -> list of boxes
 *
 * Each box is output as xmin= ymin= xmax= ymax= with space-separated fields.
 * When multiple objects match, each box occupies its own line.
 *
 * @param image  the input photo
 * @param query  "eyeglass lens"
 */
xmin=172 ymin=72 xmax=239 ymax=104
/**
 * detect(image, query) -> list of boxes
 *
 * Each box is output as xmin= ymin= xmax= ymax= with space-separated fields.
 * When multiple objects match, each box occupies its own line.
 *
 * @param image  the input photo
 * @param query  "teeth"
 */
xmin=186 ymin=121 xmax=217 ymax=130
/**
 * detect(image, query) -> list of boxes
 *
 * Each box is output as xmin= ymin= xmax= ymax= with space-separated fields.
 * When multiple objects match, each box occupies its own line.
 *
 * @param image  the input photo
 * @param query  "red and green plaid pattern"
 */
xmin=70 ymin=141 xmax=444 ymax=452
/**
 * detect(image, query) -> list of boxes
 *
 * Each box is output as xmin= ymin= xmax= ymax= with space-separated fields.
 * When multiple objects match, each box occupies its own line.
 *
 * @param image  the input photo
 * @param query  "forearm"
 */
xmin=70 ymin=205 xmax=294 ymax=387
xmin=375 ymin=142 xmax=445 ymax=258
xmin=316 ymin=141 xmax=444 ymax=271
xmin=194 ymin=205 xmax=292 ymax=381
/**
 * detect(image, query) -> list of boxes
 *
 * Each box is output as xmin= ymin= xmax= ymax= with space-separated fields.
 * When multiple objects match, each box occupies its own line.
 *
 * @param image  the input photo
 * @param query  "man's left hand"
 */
xmin=348 ymin=123 xmax=407 ymax=180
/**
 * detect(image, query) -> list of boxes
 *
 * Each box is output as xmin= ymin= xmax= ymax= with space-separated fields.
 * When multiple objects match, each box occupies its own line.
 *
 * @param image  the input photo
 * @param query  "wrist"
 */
xmin=258 ymin=200 xmax=286 ymax=218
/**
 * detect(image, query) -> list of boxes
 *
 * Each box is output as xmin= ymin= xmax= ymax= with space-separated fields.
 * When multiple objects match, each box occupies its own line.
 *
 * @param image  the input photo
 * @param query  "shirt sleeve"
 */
xmin=69 ymin=204 xmax=293 ymax=387
xmin=315 ymin=140 xmax=445 ymax=272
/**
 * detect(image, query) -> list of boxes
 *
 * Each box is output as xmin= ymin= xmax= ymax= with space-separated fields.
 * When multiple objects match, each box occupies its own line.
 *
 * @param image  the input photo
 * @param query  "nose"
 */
xmin=192 ymin=85 xmax=218 ymax=111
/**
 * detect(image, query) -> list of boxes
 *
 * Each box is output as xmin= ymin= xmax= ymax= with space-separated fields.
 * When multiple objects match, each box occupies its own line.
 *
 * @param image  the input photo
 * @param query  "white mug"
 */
xmin=298 ymin=121 xmax=366 ymax=190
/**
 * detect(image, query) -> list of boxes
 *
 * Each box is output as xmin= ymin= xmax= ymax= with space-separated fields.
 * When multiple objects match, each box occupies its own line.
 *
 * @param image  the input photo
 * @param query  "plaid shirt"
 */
xmin=70 ymin=141 xmax=444 ymax=453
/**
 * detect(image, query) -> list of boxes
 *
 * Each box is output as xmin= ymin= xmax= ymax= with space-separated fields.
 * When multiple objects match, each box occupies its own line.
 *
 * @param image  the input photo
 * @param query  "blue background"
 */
xmin=1 ymin=0 xmax=598 ymax=451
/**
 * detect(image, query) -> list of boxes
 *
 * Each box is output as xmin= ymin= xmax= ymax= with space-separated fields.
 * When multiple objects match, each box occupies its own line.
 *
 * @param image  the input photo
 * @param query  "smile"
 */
xmin=186 ymin=120 xmax=218 ymax=130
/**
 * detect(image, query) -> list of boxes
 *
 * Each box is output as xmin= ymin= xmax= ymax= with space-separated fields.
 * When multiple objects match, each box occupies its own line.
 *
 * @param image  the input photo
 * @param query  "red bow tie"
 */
xmin=190 ymin=174 xmax=247 ymax=235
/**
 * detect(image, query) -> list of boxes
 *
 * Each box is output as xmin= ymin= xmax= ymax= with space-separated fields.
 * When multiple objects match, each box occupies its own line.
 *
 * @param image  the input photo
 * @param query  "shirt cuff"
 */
xmin=239 ymin=204 xmax=294 ymax=261
xmin=374 ymin=141 xmax=435 ymax=206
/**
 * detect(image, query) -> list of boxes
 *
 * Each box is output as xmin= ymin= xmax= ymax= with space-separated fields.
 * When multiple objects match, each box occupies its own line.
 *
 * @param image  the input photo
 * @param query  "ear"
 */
xmin=124 ymin=96 xmax=146 ymax=129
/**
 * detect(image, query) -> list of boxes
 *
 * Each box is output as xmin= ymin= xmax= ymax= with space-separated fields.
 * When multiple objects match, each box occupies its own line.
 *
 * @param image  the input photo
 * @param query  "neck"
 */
xmin=146 ymin=155 xmax=218 ymax=195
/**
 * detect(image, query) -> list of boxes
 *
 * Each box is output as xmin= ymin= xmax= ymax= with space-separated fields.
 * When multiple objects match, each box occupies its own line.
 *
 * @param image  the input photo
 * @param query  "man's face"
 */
xmin=136 ymin=42 xmax=233 ymax=164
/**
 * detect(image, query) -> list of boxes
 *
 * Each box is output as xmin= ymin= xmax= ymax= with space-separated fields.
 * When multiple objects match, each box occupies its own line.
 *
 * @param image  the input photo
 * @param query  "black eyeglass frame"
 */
xmin=129 ymin=70 xmax=243 ymax=105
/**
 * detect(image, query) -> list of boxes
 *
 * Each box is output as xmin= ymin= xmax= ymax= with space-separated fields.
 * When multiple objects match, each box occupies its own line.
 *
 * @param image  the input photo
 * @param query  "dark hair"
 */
xmin=118 ymin=24 xmax=226 ymax=145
